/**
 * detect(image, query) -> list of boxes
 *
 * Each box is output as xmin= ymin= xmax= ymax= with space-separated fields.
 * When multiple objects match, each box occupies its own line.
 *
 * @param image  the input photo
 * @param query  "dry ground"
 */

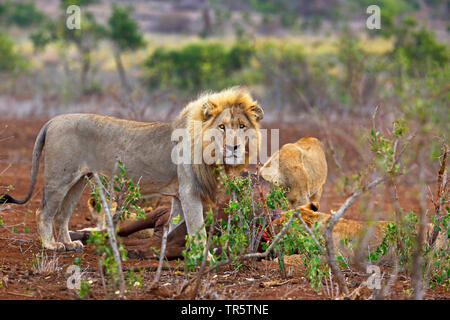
xmin=0 ymin=117 xmax=448 ymax=300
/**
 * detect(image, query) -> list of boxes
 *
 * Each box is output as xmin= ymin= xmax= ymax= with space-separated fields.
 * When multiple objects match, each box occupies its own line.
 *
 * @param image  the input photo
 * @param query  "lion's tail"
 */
xmin=0 ymin=121 xmax=50 ymax=205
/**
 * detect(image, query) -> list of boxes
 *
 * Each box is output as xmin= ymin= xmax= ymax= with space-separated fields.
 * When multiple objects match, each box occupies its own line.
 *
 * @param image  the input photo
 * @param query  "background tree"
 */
xmin=30 ymin=0 xmax=105 ymax=93
xmin=107 ymin=4 xmax=146 ymax=93
xmin=0 ymin=1 xmax=43 ymax=28
xmin=0 ymin=32 xmax=27 ymax=73
xmin=62 ymin=11 xmax=106 ymax=92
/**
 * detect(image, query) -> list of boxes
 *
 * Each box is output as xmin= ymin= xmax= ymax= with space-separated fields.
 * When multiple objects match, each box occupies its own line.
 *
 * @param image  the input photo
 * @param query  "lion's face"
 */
xmin=201 ymin=99 xmax=263 ymax=167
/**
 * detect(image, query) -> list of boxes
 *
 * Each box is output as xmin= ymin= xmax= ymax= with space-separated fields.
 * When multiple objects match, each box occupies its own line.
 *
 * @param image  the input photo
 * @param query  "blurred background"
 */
xmin=0 ymin=0 xmax=448 ymax=215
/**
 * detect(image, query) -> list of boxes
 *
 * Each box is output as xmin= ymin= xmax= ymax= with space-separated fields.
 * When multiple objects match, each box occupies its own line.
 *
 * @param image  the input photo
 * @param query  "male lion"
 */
xmin=0 ymin=87 xmax=264 ymax=252
xmin=259 ymin=137 xmax=327 ymax=207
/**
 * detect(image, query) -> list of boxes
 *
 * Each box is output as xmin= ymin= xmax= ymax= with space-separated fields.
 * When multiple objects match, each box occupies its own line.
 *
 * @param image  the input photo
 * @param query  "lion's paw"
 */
xmin=64 ymin=240 xmax=84 ymax=252
xmin=54 ymin=242 xmax=66 ymax=252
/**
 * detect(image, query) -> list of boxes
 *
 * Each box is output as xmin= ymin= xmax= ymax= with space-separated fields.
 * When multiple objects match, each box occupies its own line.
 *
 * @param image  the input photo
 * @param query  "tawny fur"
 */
xmin=260 ymin=137 xmax=327 ymax=207
xmin=274 ymin=204 xmax=447 ymax=254
xmin=1 ymin=87 xmax=264 ymax=253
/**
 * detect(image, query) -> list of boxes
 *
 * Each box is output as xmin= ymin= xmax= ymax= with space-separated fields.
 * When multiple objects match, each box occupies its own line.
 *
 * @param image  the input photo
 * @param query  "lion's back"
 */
xmin=279 ymin=137 xmax=327 ymax=190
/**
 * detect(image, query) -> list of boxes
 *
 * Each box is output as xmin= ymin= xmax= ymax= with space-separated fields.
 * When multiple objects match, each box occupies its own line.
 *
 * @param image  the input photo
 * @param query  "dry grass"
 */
xmin=31 ymin=251 xmax=61 ymax=276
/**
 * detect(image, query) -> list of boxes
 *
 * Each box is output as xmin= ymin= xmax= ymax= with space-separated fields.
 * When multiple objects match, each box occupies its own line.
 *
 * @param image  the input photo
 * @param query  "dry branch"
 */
xmin=149 ymin=222 xmax=169 ymax=290
xmin=324 ymin=175 xmax=387 ymax=296
xmin=428 ymin=142 xmax=448 ymax=248
xmin=93 ymin=173 xmax=126 ymax=299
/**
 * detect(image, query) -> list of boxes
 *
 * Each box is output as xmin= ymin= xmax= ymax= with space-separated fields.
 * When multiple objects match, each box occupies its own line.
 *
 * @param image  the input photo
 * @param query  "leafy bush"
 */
xmin=369 ymin=209 xmax=449 ymax=289
xmin=0 ymin=32 xmax=27 ymax=73
xmin=0 ymin=1 xmax=43 ymax=27
xmin=393 ymin=25 xmax=449 ymax=75
xmin=86 ymin=161 xmax=146 ymax=296
xmin=180 ymin=168 xmax=333 ymax=291
xmin=277 ymin=213 xmax=330 ymax=290
xmin=143 ymin=41 xmax=254 ymax=92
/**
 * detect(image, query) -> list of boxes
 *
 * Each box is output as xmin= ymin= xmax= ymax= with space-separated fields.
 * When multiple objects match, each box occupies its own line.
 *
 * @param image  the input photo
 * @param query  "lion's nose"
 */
xmin=226 ymin=144 xmax=240 ymax=152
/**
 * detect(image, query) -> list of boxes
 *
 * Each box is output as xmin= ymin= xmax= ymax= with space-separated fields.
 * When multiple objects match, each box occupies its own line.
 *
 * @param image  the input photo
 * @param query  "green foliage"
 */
xmin=86 ymin=161 xmax=145 ymax=222
xmin=60 ymin=0 xmax=99 ymax=8
xmin=248 ymin=0 xmax=283 ymax=14
xmin=278 ymin=214 xmax=330 ymax=290
xmin=392 ymin=21 xmax=449 ymax=75
xmin=87 ymin=230 xmax=127 ymax=286
xmin=29 ymin=20 xmax=59 ymax=50
xmin=182 ymin=209 xmax=214 ymax=273
xmin=370 ymin=117 xmax=407 ymax=175
xmin=143 ymin=41 xmax=254 ymax=92
xmin=61 ymin=12 xmax=106 ymax=48
xmin=108 ymin=4 xmax=146 ymax=52
xmin=181 ymin=173 xmax=267 ymax=272
xmin=369 ymin=209 xmax=450 ymax=289
xmin=266 ymin=183 xmax=289 ymax=211
xmin=86 ymin=162 xmax=146 ymax=295
xmin=252 ymin=41 xmax=319 ymax=109
xmin=78 ymin=280 xmax=92 ymax=299
xmin=181 ymin=169 xmax=332 ymax=291
xmin=28 ymin=4 xmax=106 ymax=93
xmin=125 ymin=268 xmax=145 ymax=289
xmin=0 ymin=32 xmax=27 ymax=73
xmin=247 ymin=0 xmax=339 ymax=19
xmin=0 ymin=1 xmax=44 ymax=27
xmin=427 ymin=208 xmax=450 ymax=289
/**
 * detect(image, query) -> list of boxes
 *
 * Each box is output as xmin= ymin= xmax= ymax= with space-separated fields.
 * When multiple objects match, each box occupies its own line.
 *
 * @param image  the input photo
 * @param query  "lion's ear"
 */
xmin=202 ymin=101 xmax=216 ymax=120
xmin=251 ymin=105 xmax=264 ymax=122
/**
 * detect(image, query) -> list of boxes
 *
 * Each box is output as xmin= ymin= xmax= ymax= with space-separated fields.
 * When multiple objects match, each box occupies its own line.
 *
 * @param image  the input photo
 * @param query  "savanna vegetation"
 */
xmin=0 ymin=0 xmax=448 ymax=300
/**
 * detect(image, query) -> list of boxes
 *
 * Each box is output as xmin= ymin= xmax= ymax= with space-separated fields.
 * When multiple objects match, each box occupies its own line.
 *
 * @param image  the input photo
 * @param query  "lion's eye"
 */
xmin=219 ymin=124 xmax=225 ymax=131
xmin=239 ymin=124 xmax=246 ymax=129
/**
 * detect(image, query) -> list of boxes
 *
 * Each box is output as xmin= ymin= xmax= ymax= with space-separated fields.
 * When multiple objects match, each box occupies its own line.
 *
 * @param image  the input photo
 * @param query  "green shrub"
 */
xmin=394 ymin=26 xmax=449 ymax=75
xmin=369 ymin=209 xmax=449 ymax=289
xmin=0 ymin=32 xmax=27 ymax=73
xmin=0 ymin=1 xmax=43 ymax=27
xmin=143 ymin=41 xmax=254 ymax=92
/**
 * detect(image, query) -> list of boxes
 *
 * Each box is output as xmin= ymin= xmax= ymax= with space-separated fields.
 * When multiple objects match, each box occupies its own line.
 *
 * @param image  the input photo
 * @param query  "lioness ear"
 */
xmin=310 ymin=202 xmax=319 ymax=212
xmin=202 ymin=101 xmax=216 ymax=120
xmin=251 ymin=105 xmax=264 ymax=122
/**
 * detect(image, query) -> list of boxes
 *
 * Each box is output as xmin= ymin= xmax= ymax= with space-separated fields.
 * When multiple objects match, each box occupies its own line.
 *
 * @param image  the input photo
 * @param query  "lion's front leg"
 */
xmin=179 ymin=190 xmax=215 ymax=262
xmin=177 ymin=168 xmax=214 ymax=261
xmin=179 ymin=187 xmax=206 ymax=241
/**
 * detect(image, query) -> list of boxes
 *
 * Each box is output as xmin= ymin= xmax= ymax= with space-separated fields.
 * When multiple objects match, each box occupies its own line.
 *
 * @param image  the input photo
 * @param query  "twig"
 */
xmin=256 ymin=177 xmax=286 ymax=278
xmin=329 ymin=269 xmax=334 ymax=299
xmin=191 ymin=210 xmax=215 ymax=299
xmin=298 ymin=213 xmax=326 ymax=255
xmin=377 ymin=259 xmax=399 ymax=300
xmin=428 ymin=142 xmax=448 ymax=248
xmin=0 ymin=237 xmax=34 ymax=243
xmin=412 ymin=146 xmax=427 ymax=300
xmin=98 ymin=257 xmax=107 ymax=296
xmin=149 ymin=222 xmax=169 ymax=289
xmin=325 ymin=175 xmax=387 ymax=295
xmin=7 ymin=291 xmax=34 ymax=298
xmin=387 ymin=179 xmax=409 ymax=265
xmin=93 ymin=173 xmax=126 ymax=299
